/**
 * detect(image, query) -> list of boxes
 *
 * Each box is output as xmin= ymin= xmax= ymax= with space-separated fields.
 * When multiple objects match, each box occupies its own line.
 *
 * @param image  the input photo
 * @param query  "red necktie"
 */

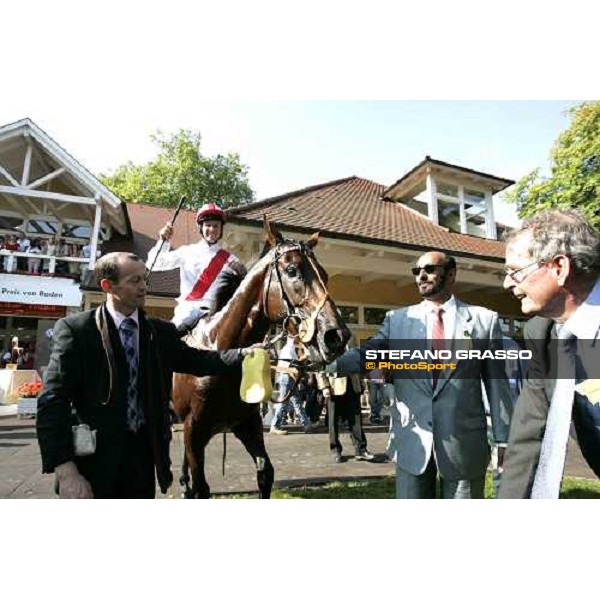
xmin=431 ymin=306 xmax=445 ymax=389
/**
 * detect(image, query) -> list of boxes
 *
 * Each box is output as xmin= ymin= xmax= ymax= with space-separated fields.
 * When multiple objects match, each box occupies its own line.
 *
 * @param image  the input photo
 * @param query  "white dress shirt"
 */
xmin=146 ymin=238 xmax=240 ymax=325
xmin=420 ymin=295 xmax=458 ymax=342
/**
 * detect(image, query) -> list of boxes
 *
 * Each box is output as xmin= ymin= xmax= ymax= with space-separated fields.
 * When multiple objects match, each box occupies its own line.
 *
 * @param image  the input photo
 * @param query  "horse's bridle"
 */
xmin=262 ymin=240 xmax=330 ymax=351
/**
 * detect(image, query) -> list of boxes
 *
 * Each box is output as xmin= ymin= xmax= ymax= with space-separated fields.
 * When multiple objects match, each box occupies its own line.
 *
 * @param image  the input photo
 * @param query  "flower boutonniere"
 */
xmin=575 ymin=379 xmax=600 ymax=405
xmin=462 ymin=329 xmax=473 ymax=350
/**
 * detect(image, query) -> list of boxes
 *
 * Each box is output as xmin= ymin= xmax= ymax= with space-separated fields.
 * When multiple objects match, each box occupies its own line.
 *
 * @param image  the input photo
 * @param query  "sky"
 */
xmin=2 ymin=2 xmax=596 ymax=231
xmin=0 ymin=99 xmax=578 ymax=226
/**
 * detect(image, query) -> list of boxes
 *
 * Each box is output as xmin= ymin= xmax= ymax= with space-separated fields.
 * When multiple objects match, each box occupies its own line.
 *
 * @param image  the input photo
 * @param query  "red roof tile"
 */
xmin=228 ymin=176 xmax=507 ymax=260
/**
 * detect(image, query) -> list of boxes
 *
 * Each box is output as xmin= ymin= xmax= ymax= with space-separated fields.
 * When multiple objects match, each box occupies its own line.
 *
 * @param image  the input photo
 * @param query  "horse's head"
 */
xmin=262 ymin=219 xmax=351 ymax=368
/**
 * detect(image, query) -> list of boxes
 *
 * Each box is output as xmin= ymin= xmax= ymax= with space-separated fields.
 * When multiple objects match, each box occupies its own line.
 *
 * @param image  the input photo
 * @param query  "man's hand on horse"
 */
xmin=159 ymin=222 xmax=174 ymax=242
xmin=240 ymin=343 xmax=267 ymax=358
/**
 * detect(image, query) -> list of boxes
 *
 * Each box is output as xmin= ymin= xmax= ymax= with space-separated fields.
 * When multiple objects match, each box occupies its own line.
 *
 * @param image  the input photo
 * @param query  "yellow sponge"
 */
xmin=240 ymin=349 xmax=273 ymax=404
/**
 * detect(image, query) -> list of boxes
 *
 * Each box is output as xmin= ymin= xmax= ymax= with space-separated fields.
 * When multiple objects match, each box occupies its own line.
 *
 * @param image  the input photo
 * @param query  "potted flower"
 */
xmin=17 ymin=381 xmax=43 ymax=418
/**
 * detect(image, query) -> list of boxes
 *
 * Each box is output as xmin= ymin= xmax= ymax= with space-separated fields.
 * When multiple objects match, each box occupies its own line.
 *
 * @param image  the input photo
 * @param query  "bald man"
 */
xmin=330 ymin=251 xmax=513 ymax=498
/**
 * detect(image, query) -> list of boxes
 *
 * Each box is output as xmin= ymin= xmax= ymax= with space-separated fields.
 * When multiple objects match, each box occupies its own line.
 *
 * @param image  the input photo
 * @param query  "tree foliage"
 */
xmin=99 ymin=129 xmax=255 ymax=209
xmin=506 ymin=101 xmax=600 ymax=228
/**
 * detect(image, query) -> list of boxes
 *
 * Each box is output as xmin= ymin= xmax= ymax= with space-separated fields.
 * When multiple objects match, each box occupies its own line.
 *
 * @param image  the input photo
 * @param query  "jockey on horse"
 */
xmin=146 ymin=202 xmax=247 ymax=336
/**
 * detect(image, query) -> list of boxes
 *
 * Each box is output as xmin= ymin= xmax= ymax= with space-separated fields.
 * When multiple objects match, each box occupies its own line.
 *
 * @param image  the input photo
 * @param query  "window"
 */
xmin=364 ymin=307 xmax=388 ymax=325
xmin=62 ymin=223 xmax=92 ymax=239
xmin=465 ymin=188 xmax=485 ymax=202
xmin=430 ymin=182 xmax=492 ymax=238
xmin=438 ymin=200 xmax=461 ymax=232
xmin=465 ymin=202 xmax=487 ymax=237
xmin=27 ymin=219 xmax=59 ymax=236
xmin=437 ymin=182 xmax=458 ymax=197
xmin=338 ymin=305 xmax=359 ymax=324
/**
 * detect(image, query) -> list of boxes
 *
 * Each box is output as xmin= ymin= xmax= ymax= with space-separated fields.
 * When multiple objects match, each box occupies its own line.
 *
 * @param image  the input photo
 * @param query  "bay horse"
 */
xmin=172 ymin=219 xmax=350 ymax=498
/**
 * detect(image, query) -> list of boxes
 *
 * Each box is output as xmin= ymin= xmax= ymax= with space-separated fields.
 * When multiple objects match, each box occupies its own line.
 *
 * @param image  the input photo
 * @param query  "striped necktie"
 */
xmin=120 ymin=317 xmax=143 ymax=432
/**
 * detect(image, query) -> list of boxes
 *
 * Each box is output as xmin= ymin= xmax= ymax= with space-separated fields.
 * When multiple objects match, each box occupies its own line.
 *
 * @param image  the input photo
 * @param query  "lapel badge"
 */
xmin=575 ymin=379 xmax=600 ymax=405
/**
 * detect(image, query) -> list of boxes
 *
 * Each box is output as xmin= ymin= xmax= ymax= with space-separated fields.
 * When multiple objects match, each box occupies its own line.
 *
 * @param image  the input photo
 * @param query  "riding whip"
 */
xmin=146 ymin=195 xmax=187 ymax=280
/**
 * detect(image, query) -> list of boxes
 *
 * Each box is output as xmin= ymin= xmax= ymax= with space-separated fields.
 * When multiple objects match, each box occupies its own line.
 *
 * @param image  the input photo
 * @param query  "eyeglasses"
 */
xmin=411 ymin=264 xmax=444 ymax=277
xmin=501 ymin=260 xmax=545 ymax=283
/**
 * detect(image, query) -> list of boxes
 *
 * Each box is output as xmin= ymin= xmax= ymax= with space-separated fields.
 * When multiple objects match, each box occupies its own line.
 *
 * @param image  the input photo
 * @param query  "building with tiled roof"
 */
xmin=220 ymin=162 xmax=523 ymax=340
xmin=1 ymin=117 xmax=525 ymax=360
xmin=93 ymin=160 xmax=523 ymax=339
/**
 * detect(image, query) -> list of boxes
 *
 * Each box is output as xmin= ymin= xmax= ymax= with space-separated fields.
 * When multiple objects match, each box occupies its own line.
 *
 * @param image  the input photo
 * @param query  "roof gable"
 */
xmin=0 ymin=118 xmax=130 ymax=236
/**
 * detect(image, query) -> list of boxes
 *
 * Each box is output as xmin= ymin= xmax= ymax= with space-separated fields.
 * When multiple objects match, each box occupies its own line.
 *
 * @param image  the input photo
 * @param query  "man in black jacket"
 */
xmin=36 ymin=252 xmax=251 ymax=499
xmin=499 ymin=210 xmax=600 ymax=498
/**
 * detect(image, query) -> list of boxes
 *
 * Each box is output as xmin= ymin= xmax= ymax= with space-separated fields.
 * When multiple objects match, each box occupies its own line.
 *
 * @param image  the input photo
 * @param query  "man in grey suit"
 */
xmin=330 ymin=251 xmax=513 ymax=499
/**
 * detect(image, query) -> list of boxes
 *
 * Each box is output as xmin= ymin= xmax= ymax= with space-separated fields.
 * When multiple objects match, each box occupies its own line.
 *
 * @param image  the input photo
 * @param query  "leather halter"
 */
xmin=262 ymin=240 xmax=330 ymax=353
xmin=260 ymin=240 xmax=331 ymax=400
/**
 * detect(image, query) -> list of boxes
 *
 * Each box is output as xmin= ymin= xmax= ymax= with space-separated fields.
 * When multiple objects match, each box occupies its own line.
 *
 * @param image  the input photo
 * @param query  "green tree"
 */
xmin=99 ymin=129 xmax=255 ymax=209
xmin=506 ymin=101 xmax=600 ymax=228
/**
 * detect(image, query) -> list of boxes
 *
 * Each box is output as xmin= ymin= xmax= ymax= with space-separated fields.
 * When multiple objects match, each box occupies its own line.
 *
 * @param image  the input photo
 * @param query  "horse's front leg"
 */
xmin=233 ymin=411 xmax=274 ymax=499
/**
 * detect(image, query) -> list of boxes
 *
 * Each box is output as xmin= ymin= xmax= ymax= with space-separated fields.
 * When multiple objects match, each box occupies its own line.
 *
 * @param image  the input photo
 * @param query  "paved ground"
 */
xmin=1 ymin=409 xmax=597 ymax=498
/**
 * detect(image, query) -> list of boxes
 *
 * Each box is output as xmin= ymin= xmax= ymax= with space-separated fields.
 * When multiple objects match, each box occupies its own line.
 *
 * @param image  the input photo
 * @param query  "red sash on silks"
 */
xmin=185 ymin=249 xmax=231 ymax=301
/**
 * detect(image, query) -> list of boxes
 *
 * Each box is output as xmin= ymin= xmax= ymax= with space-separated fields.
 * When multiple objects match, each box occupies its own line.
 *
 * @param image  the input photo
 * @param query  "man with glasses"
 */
xmin=499 ymin=209 xmax=600 ymax=498
xmin=329 ymin=251 xmax=512 ymax=498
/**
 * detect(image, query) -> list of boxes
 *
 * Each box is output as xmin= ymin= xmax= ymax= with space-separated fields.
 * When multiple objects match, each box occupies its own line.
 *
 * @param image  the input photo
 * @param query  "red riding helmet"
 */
xmin=196 ymin=202 xmax=225 ymax=224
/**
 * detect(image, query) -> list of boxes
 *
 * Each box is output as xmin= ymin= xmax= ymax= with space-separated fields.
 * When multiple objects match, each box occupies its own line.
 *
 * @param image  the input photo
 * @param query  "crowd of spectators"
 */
xmin=0 ymin=231 xmax=93 ymax=279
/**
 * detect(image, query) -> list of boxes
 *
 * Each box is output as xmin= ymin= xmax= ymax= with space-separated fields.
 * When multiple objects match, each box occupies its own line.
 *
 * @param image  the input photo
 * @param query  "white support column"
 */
xmin=21 ymin=142 xmax=33 ymax=186
xmin=358 ymin=305 xmax=365 ymax=326
xmin=458 ymin=185 xmax=467 ymax=234
xmin=425 ymin=172 xmax=438 ymax=224
xmin=89 ymin=199 xmax=103 ymax=270
xmin=485 ymin=191 xmax=497 ymax=240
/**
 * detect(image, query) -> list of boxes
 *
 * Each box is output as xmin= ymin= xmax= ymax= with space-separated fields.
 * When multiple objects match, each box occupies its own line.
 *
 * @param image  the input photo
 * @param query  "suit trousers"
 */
xmin=111 ymin=427 xmax=156 ymax=499
xmin=328 ymin=388 xmax=367 ymax=455
xmin=395 ymin=455 xmax=485 ymax=499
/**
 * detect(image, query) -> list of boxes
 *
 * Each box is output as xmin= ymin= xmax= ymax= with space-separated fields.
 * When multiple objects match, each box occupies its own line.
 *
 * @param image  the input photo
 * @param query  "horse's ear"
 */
xmin=263 ymin=215 xmax=283 ymax=248
xmin=307 ymin=232 xmax=320 ymax=249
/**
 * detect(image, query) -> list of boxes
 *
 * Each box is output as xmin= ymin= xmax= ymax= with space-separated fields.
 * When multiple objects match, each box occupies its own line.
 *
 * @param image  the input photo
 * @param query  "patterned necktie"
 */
xmin=531 ymin=329 xmax=577 ymax=499
xmin=431 ymin=306 xmax=445 ymax=389
xmin=120 ymin=317 xmax=143 ymax=432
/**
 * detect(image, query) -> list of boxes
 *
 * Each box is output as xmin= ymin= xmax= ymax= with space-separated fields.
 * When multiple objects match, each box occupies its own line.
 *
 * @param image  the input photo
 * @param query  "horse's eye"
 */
xmin=286 ymin=265 xmax=299 ymax=278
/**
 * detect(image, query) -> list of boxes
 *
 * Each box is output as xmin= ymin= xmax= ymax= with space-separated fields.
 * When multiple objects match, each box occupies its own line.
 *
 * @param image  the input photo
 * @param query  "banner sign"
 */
xmin=0 ymin=302 xmax=66 ymax=318
xmin=0 ymin=274 xmax=82 ymax=307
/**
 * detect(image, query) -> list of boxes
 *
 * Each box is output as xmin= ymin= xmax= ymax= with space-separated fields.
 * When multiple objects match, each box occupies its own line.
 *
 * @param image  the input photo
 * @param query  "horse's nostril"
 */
xmin=323 ymin=327 xmax=350 ymax=354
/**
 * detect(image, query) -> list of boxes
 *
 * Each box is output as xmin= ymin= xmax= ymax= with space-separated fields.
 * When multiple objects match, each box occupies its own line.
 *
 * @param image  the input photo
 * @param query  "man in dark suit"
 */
xmin=499 ymin=209 xmax=600 ymax=498
xmin=36 ymin=252 xmax=253 ymax=499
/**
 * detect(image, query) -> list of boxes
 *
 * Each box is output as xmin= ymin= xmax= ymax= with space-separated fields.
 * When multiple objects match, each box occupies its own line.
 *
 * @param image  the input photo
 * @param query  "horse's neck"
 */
xmin=193 ymin=256 xmax=271 ymax=350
